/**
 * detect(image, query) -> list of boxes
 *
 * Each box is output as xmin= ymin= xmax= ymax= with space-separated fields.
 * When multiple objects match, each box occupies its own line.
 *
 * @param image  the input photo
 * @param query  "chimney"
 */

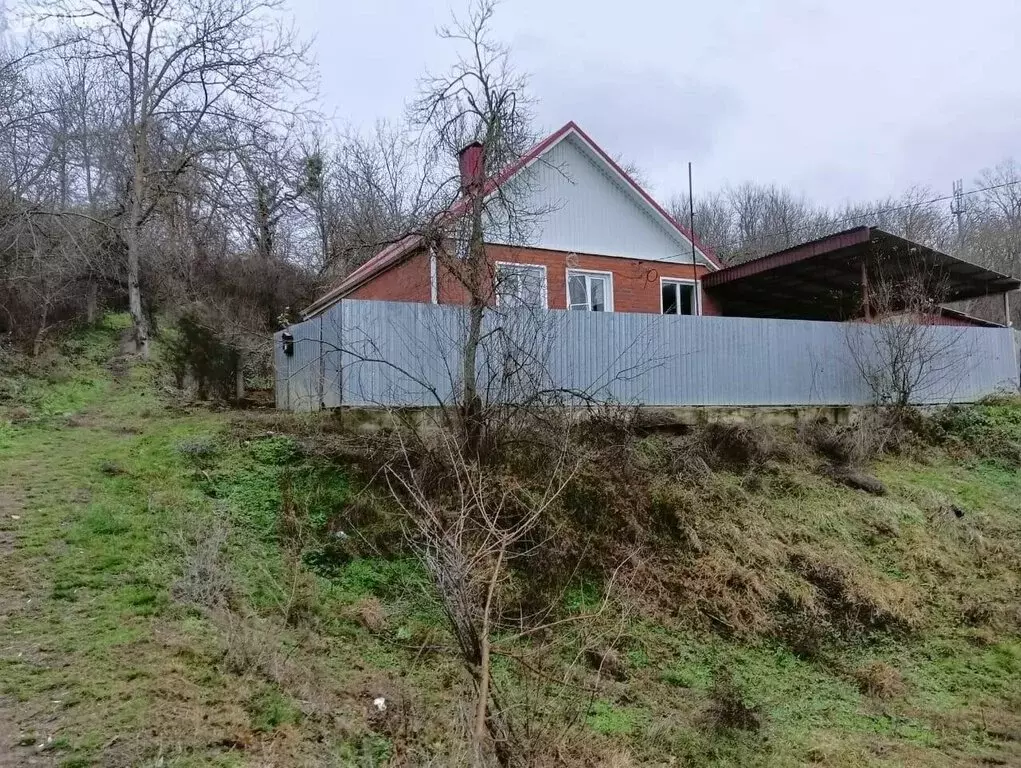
xmin=458 ymin=141 xmax=485 ymax=195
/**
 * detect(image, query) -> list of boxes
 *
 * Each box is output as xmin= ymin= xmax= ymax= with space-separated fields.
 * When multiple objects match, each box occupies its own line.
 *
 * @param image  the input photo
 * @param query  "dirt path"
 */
xmin=0 ymin=484 xmax=24 ymax=766
xmin=0 ymin=486 xmax=16 ymax=557
xmin=0 ymin=481 xmax=54 ymax=766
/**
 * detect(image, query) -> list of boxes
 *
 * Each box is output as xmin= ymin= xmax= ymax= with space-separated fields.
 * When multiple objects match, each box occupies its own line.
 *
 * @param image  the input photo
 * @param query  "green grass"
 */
xmin=586 ymin=699 xmax=649 ymax=736
xmin=247 ymin=686 xmax=303 ymax=732
xmin=2 ymin=316 xmax=1021 ymax=766
xmin=0 ymin=316 xmax=448 ymax=765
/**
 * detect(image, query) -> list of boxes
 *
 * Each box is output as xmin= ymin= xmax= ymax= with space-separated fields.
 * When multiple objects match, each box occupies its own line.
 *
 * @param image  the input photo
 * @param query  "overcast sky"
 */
xmin=291 ymin=0 xmax=1021 ymax=208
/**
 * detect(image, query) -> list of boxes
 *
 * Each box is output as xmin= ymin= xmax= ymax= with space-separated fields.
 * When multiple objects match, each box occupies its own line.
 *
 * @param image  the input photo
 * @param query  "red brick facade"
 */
xmin=347 ymin=244 xmax=719 ymax=316
xmin=346 ymin=249 xmax=431 ymax=302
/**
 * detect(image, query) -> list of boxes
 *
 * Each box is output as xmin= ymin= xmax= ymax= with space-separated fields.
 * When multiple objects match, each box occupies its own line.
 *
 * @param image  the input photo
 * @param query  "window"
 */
xmin=567 ymin=270 xmax=613 ymax=312
xmin=495 ymin=263 xmax=547 ymax=308
xmin=661 ymin=279 xmax=697 ymax=315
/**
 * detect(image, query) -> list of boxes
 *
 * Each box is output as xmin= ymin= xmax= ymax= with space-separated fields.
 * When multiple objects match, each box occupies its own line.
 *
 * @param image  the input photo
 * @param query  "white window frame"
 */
xmin=659 ymin=277 xmax=702 ymax=316
xmin=566 ymin=268 xmax=615 ymax=312
xmin=494 ymin=261 xmax=548 ymax=309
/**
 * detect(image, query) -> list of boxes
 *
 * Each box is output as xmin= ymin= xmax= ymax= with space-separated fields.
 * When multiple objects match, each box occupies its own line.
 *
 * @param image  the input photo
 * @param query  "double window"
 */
xmin=493 ymin=264 xmax=695 ymax=315
xmin=568 ymin=269 xmax=613 ymax=312
xmin=495 ymin=262 xmax=547 ymax=308
xmin=661 ymin=279 xmax=698 ymax=315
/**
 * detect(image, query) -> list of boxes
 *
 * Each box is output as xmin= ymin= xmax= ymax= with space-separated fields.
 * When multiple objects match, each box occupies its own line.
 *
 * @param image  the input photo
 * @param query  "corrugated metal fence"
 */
xmin=275 ymin=299 xmax=1020 ymax=411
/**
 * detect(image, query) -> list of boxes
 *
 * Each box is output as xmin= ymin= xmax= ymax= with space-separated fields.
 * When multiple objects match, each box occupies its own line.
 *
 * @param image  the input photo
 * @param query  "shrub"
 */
xmin=164 ymin=312 xmax=241 ymax=401
xmin=176 ymin=437 xmax=219 ymax=469
xmin=929 ymin=403 xmax=1021 ymax=465
xmin=171 ymin=516 xmax=234 ymax=610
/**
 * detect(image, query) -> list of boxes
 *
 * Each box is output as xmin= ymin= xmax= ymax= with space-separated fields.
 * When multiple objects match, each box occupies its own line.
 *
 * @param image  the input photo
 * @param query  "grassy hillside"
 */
xmin=1 ymin=317 xmax=1020 ymax=767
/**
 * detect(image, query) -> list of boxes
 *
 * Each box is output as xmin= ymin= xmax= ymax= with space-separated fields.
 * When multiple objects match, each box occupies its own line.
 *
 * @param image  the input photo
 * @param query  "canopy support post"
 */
xmin=861 ymin=259 xmax=871 ymax=322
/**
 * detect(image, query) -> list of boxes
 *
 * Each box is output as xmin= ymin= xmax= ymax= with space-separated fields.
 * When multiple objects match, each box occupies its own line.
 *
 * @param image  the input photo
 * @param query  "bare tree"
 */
xmin=30 ymin=0 xmax=314 ymax=356
xmin=411 ymin=0 xmax=543 ymax=454
xmin=302 ymin=121 xmax=439 ymax=277
xmin=387 ymin=429 xmax=561 ymax=765
xmin=845 ymin=269 xmax=972 ymax=406
xmin=671 ymin=189 xmax=735 ymax=260
xmin=965 ymin=161 xmax=1021 ymax=288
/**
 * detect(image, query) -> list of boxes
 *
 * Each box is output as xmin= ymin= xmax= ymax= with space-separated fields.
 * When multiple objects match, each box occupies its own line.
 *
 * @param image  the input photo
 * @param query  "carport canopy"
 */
xmin=702 ymin=226 xmax=1021 ymax=321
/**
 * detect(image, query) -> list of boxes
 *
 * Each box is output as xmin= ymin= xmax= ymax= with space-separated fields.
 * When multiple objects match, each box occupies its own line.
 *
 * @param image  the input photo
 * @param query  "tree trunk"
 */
xmin=126 ymin=156 xmax=150 ymax=358
xmin=461 ymin=195 xmax=487 ymax=455
xmin=32 ymin=320 xmax=47 ymax=358
xmin=473 ymin=547 xmax=504 ymax=767
xmin=85 ymin=279 xmax=99 ymax=323
xmin=462 ymin=300 xmax=485 ymax=453
xmin=235 ymin=351 xmax=246 ymax=403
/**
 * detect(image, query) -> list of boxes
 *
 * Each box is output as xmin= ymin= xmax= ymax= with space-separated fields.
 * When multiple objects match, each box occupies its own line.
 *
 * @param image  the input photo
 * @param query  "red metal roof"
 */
xmin=933 ymin=306 xmax=1004 ymax=328
xmin=702 ymin=227 xmax=873 ymax=288
xmin=303 ymin=122 xmax=721 ymax=317
xmin=702 ymin=226 xmax=1020 ymax=321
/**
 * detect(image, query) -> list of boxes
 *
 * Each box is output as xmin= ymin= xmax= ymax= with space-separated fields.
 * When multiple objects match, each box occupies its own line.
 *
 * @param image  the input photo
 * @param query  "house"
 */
xmin=281 ymin=124 xmax=1020 ymax=412
xmin=302 ymin=123 xmax=1019 ymax=328
xmin=302 ymin=122 xmax=723 ymax=319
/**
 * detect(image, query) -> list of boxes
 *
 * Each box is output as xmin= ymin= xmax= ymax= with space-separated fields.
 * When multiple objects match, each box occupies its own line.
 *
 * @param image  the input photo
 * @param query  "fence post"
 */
xmin=317 ymin=315 xmax=325 ymax=409
xmin=285 ymin=335 xmax=291 ymax=411
xmin=343 ymin=298 xmax=347 ymax=408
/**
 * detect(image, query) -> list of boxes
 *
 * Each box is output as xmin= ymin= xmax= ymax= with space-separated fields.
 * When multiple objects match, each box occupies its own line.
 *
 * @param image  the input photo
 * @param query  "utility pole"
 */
xmin=950 ymin=178 xmax=966 ymax=250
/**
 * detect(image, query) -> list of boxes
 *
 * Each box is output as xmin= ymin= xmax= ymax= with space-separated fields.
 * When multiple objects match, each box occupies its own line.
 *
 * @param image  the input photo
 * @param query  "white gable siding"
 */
xmin=487 ymin=134 xmax=710 ymax=265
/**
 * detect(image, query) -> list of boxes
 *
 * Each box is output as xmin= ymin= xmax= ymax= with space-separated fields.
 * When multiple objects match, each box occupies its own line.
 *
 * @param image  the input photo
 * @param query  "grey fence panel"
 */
xmin=272 ymin=330 xmax=287 ymax=409
xmin=335 ymin=300 xmax=462 ymax=407
xmin=275 ymin=299 xmax=1020 ymax=410
xmin=278 ymin=317 xmax=325 ymax=412
xmin=318 ymin=305 xmax=343 ymax=409
xmin=1014 ymin=329 xmax=1021 ymax=388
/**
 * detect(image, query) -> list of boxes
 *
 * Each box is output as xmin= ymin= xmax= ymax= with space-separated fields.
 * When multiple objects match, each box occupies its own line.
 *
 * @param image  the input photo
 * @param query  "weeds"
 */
xmin=175 ymin=436 xmax=219 ymax=469
xmin=930 ymin=400 xmax=1021 ymax=466
xmin=248 ymin=686 xmax=303 ymax=732
xmin=586 ymin=701 xmax=648 ymax=737
xmin=171 ymin=512 xmax=234 ymax=609
xmin=704 ymin=666 xmax=762 ymax=732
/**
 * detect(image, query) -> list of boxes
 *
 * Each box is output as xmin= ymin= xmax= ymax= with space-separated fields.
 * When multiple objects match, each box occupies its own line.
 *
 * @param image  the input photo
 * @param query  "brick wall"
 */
xmin=347 ymin=243 xmax=718 ymax=316
xmin=347 ymin=249 xmax=431 ymax=302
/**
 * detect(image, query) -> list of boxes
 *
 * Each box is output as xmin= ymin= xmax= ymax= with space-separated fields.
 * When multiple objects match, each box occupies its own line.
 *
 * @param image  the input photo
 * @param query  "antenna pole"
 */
xmin=951 ymin=178 xmax=966 ymax=250
xmin=688 ymin=162 xmax=700 ymax=315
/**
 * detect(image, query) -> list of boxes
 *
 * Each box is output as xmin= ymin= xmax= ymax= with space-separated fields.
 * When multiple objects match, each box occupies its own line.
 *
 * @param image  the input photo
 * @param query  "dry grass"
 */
xmin=584 ymin=647 xmax=627 ymax=681
xmin=165 ymin=394 xmax=1021 ymax=764
xmin=853 ymin=660 xmax=905 ymax=699
xmin=352 ymin=596 xmax=389 ymax=634
xmin=325 ymin=412 xmax=934 ymax=649
xmin=170 ymin=513 xmax=234 ymax=609
xmin=592 ymin=750 xmax=637 ymax=768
